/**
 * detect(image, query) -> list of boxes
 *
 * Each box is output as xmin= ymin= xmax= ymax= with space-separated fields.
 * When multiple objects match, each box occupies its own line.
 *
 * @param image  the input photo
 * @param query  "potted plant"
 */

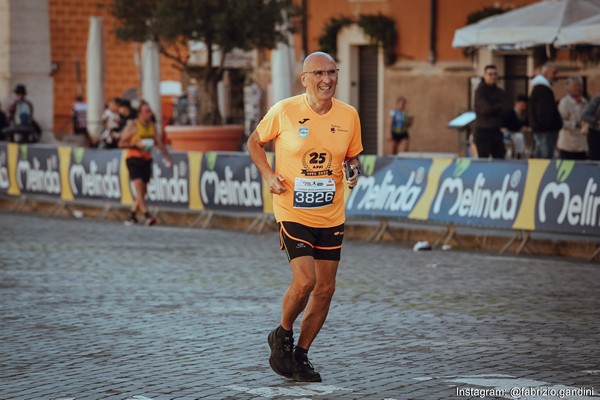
xmin=112 ymin=0 xmax=298 ymax=151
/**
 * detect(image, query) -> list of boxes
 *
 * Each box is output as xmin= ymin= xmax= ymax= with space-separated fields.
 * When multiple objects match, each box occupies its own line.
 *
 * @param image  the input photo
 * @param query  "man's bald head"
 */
xmin=303 ymin=52 xmax=336 ymax=71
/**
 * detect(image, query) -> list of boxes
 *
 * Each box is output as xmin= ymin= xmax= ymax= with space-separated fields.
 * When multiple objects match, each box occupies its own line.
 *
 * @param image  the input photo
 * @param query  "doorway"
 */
xmin=337 ymin=24 xmax=384 ymax=155
xmin=503 ymin=55 xmax=528 ymax=104
xmin=357 ymin=45 xmax=379 ymax=155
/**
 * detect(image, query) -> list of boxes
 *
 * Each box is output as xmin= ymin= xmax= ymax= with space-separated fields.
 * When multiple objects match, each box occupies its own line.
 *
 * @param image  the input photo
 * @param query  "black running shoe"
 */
xmin=292 ymin=353 xmax=322 ymax=382
xmin=267 ymin=328 xmax=295 ymax=377
xmin=124 ymin=215 xmax=138 ymax=226
xmin=144 ymin=216 xmax=157 ymax=226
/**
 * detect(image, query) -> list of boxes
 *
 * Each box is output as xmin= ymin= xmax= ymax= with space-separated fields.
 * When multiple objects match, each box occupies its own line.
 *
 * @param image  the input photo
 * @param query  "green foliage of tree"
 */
xmin=317 ymin=14 xmax=397 ymax=65
xmin=112 ymin=0 xmax=299 ymax=125
xmin=317 ymin=16 xmax=353 ymax=58
xmin=358 ymin=14 xmax=397 ymax=65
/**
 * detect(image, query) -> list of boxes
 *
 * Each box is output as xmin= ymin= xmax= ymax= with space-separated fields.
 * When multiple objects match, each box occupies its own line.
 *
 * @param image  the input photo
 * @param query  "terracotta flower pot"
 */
xmin=165 ymin=124 xmax=244 ymax=152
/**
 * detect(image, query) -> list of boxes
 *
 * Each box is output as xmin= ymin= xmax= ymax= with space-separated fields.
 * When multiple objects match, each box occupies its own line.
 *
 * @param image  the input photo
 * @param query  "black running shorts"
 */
xmin=279 ymin=221 xmax=345 ymax=262
xmin=126 ymin=157 xmax=153 ymax=183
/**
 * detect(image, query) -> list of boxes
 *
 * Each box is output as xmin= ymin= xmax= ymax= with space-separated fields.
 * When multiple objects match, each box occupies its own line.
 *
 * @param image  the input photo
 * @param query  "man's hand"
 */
xmin=268 ymin=174 xmax=287 ymax=194
xmin=347 ymin=166 xmax=359 ymax=188
xmin=345 ymin=159 xmax=360 ymax=189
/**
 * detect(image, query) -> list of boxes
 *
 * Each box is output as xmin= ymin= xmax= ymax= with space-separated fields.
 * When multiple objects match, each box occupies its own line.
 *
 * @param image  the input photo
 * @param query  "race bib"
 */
xmin=293 ymin=177 xmax=335 ymax=209
xmin=140 ymin=138 xmax=155 ymax=151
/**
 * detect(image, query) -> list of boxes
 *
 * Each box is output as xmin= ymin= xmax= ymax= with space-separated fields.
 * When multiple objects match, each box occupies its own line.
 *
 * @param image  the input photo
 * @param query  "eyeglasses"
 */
xmin=302 ymin=69 xmax=339 ymax=78
xmin=485 ymin=72 xmax=498 ymax=76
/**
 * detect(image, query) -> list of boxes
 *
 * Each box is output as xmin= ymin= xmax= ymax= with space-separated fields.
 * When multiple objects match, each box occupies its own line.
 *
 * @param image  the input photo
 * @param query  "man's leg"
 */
xmin=548 ymin=131 xmax=558 ymax=159
xmin=534 ymin=132 xmax=556 ymax=159
xmin=475 ymin=129 xmax=491 ymax=159
xmin=296 ymin=258 xmax=339 ymax=351
xmin=269 ymin=255 xmax=316 ymax=378
xmin=281 ymin=255 xmax=316 ymax=330
xmin=289 ymin=258 xmax=338 ymax=382
xmin=491 ymin=133 xmax=506 ymax=159
xmin=533 ymin=133 xmax=543 ymax=158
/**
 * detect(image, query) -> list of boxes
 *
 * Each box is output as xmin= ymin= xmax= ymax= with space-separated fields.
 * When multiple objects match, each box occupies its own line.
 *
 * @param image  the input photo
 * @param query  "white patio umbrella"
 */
xmin=86 ymin=16 xmax=105 ymax=140
xmin=556 ymin=13 xmax=600 ymax=45
xmin=141 ymin=40 xmax=161 ymax=131
xmin=452 ymin=0 xmax=600 ymax=49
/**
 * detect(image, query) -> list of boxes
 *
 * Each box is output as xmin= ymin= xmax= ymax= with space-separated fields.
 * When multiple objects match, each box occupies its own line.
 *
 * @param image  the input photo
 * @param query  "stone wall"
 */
xmin=383 ymin=61 xmax=473 ymax=155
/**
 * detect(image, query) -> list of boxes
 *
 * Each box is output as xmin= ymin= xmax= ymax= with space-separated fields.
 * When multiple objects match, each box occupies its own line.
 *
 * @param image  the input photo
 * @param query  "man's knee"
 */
xmin=313 ymin=283 xmax=336 ymax=300
xmin=292 ymin=278 xmax=316 ymax=298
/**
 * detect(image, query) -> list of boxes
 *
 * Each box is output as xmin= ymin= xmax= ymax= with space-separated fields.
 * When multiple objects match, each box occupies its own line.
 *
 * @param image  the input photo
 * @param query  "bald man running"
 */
xmin=248 ymin=51 xmax=363 ymax=382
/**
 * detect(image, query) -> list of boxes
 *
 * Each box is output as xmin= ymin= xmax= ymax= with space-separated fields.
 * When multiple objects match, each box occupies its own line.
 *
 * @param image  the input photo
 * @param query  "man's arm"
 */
xmin=247 ymin=130 xmax=286 ymax=194
xmin=582 ymin=95 xmax=600 ymax=128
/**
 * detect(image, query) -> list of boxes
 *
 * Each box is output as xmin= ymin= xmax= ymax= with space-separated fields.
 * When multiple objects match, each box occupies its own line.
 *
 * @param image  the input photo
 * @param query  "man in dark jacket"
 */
xmin=529 ymin=62 xmax=563 ymax=158
xmin=474 ymin=65 xmax=511 ymax=159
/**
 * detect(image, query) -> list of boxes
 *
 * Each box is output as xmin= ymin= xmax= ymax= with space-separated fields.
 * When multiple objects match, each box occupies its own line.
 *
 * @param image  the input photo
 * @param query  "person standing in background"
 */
xmin=473 ymin=65 xmax=511 ymax=159
xmin=529 ymin=63 xmax=563 ymax=158
xmin=582 ymin=93 xmax=600 ymax=161
xmin=389 ymin=96 xmax=413 ymax=154
xmin=6 ymin=84 xmax=41 ymax=143
xmin=71 ymin=95 xmax=88 ymax=135
xmin=503 ymin=95 xmax=531 ymax=159
xmin=71 ymin=95 xmax=93 ymax=146
xmin=98 ymin=98 xmax=122 ymax=149
xmin=557 ymin=77 xmax=588 ymax=160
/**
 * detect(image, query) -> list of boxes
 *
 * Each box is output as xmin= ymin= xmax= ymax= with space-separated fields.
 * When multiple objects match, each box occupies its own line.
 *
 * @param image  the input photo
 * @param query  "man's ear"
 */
xmin=300 ymin=74 xmax=307 ymax=88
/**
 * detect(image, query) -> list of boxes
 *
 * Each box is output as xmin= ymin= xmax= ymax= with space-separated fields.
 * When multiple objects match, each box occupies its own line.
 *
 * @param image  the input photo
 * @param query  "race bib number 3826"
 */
xmin=293 ymin=177 xmax=335 ymax=209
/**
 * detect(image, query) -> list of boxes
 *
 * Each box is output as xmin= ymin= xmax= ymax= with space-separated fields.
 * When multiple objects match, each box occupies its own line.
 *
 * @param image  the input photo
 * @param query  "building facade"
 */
xmin=2 ymin=0 xmax=599 ymax=154
xmin=301 ymin=0 xmax=600 ymax=155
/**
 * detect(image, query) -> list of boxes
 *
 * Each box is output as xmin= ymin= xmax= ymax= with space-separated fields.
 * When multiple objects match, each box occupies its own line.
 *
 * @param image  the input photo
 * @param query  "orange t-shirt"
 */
xmin=256 ymin=94 xmax=363 ymax=227
xmin=126 ymin=119 xmax=155 ymax=161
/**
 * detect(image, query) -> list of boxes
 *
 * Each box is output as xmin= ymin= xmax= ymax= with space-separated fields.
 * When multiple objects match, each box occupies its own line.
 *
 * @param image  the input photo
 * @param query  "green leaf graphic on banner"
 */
xmin=19 ymin=145 xmax=27 ymax=160
xmin=555 ymin=160 xmax=574 ymax=182
xmin=73 ymin=148 xmax=85 ymax=164
xmin=206 ymin=152 xmax=217 ymax=171
xmin=360 ymin=155 xmax=376 ymax=176
xmin=452 ymin=159 xmax=471 ymax=177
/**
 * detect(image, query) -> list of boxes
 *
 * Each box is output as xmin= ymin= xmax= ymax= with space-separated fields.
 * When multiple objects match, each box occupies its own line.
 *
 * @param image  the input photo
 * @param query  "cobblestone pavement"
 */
xmin=0 ymin=212 xmax=599 ymax=400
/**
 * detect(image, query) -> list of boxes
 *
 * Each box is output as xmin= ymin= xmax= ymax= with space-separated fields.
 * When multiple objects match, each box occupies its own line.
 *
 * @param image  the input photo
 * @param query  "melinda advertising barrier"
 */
xmin=346 ymin=155 xmax=600 ymax=259
xmin=0 ymin=143 xmax=270 ymax=218
xmin=1 ymin=143 xmax=599 ymax=259
xmin=346 ymin=156 xmax=600 ymax=235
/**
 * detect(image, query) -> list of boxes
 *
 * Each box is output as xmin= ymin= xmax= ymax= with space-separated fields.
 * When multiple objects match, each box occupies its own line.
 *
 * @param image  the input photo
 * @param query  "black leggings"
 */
xmin=588 ymin=130 xmax=600 ymax=161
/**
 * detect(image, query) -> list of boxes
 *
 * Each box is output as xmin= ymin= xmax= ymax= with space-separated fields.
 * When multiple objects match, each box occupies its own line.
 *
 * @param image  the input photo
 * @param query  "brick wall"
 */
xmin=49 ymin=0 xmax=181 ymax=135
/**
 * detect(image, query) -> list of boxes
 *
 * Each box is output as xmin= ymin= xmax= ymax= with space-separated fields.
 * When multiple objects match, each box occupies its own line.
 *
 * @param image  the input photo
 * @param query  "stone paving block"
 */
xmin=1 ymin=213 xmax=599 ymax=399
